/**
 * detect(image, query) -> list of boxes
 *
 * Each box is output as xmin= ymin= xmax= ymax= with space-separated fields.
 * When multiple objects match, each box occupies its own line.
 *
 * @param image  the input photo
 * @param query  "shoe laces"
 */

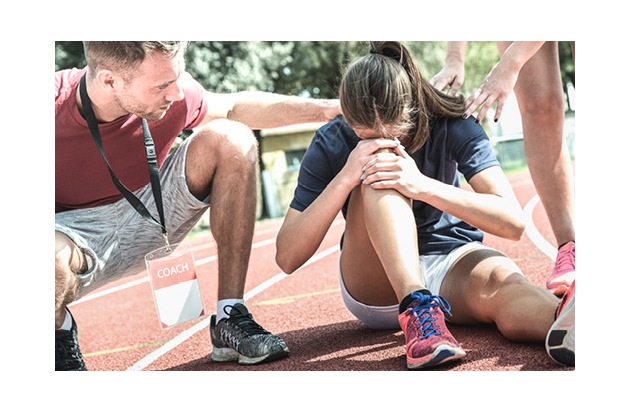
xmin=409 ymin=292 xmax=452 ymax=339
xmin=555 ymin=243 xmax=575 ymax=273
xmin=55 ymin=330 xmax=86 ymax=369
xmin=223 ymin=305 xmax=270 ymax=337
xmin=55 ymin=333 xmax=77 ymax=358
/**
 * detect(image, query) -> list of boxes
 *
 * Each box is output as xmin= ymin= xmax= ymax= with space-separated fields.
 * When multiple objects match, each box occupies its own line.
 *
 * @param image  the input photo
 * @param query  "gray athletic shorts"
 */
xmin=55 ymin=137 xmax=210 ymax=299
xmin=339 ymin=241 xmax=495 ymax=330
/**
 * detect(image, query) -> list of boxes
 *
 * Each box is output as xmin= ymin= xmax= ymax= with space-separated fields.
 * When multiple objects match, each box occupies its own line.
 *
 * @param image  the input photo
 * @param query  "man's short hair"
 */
xmin=83 ymin=41 xmax=188 ymax=80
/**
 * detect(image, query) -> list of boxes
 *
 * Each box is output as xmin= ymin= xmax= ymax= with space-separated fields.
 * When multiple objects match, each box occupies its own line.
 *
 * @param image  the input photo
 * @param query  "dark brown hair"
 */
xmin=339 ymin=41 xmax=465 ymax=153
xmin=82 ymin=41 xmax=188 ymax=81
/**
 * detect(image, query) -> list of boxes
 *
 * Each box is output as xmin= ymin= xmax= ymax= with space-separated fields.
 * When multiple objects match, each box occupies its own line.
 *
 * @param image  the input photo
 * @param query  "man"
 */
xmin=55 ymin=41 xmax=341 ymax=370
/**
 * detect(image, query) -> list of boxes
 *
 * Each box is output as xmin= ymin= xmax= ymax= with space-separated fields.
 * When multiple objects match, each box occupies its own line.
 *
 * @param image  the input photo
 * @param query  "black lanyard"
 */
xmin=79 ymin=73 xmax=169 ymax=247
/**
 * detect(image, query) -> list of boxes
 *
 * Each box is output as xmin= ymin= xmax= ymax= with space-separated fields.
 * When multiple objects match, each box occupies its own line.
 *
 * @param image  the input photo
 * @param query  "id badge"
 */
xmin=145 ymin=242 xmax=206 ymax=329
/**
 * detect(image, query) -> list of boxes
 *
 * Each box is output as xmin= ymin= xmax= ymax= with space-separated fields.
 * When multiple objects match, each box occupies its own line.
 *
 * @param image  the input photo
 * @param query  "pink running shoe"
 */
xmin=546 ymin=280 xmax=575 ymax=366
xmin=398 ymin=292 xmax=466 ymax=369
xmin=547 ymin=241 xmax=575 ymax=297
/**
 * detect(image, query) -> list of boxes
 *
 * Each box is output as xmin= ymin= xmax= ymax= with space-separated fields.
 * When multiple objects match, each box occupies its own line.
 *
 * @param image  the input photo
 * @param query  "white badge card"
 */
xmin=145 ymin=243 xmax=206 ymax=329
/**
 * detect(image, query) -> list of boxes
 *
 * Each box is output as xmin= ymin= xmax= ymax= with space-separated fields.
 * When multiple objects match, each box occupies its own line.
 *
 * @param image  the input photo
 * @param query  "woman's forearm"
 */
xmin=417 ymin=170 xmax=526 ymax=241
xmin=276 ymin=173 xmax=356 ymax=273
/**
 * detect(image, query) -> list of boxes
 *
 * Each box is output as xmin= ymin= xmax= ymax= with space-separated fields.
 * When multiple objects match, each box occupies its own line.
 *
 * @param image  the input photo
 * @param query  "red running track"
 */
xmin=67 ymin=169 xmax=574 ymax=373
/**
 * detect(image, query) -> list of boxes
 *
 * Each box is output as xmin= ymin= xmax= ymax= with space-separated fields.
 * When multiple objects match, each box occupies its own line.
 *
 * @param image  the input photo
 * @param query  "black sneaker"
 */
xmin=55 ymin=310 xmax=87 ymax=371
xmin=210 ymin=303 xmax=289 ymax=365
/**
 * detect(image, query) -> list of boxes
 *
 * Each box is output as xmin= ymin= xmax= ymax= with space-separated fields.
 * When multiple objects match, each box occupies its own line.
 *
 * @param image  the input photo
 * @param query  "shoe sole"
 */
xmin=212 ymin=346 xmax=290 ymax=365
xmin=546 ymin=297 xmax=575 ymax=367
xmin=407 ymin=344 xmax=466 ymax=369
xmin=546 ymin=271 xmax=574 ymax=296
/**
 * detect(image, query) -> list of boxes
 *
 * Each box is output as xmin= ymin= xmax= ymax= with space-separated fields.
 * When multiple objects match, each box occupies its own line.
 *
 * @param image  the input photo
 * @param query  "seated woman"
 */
xmin=275 ymin=41 xmax=575 ymax=369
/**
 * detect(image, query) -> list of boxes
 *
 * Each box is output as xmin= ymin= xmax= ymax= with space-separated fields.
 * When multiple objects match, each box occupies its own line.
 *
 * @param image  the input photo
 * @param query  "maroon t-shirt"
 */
xmin=55 ymin=67 xmax=208 ymax=213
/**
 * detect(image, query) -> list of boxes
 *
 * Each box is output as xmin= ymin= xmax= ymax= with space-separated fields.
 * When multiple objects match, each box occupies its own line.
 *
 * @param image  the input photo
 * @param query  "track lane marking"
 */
xmin=251 ymin=288 xmax=340 ymax=306
xmin=72 ymin=237 xmax=279 ymax=305
xmin=84 ymin=340 xmax=170 ymax=358
xmin=523 ymin=194 xmax=556 ymax=260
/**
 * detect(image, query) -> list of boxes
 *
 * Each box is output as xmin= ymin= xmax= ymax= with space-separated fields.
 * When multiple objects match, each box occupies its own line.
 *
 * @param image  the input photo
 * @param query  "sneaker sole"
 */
xmin=546 ymin=298 xmax=575 ymax=367
xmin=546 ymin=271 xmax=574 ymax=295
xmin=407 ymin=344 xmax=466 ymax=369
xmin=212 ymin=346 xmax=290 ymax=365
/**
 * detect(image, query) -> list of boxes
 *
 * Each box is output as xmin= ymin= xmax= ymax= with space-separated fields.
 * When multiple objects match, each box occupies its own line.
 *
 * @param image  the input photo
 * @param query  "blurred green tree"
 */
xmin=55 ymin=41 xmax=573 ymax=102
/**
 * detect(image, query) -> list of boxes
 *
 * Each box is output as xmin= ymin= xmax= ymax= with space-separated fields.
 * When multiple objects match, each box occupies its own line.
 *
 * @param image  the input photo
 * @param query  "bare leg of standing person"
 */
xmin=497 ymin=41 xmax=575 ymax=296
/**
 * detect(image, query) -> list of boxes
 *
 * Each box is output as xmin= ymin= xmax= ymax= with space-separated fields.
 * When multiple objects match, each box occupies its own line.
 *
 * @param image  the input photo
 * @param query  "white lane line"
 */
xmin=71 ymin=277 xmax=149 ymax=304
xmin=523 ymin=194 xmax=556 ymax=261
xmin=127 ymin=244 xmax=340 ymax=371
xmin=72 ymin=237 xmax=278 ymax=305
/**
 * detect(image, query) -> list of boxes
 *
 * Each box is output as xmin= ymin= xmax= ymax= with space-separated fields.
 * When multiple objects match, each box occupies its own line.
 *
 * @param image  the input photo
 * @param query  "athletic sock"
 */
xmin=217 ymin=299 xmax=245 ymax=321
xmin=399 ymin=289 xmax=432 ymax=314
xmin=58 ymin=308 xmax=73 ymax=331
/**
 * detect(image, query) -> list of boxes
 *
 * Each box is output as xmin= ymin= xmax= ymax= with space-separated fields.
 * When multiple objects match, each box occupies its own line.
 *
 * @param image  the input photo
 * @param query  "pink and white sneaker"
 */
xmin=547 ymin=241 xmax=575 ymax=297
xmin=398 ymin=292 xmax=466 ymax=369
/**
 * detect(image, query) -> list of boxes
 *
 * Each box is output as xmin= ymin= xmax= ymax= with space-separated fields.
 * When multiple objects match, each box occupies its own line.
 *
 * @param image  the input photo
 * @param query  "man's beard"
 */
xmin=114 ymin=95 xmax=168 ymax=121
xmin=141 ymin=110 xmax=168 ymax=121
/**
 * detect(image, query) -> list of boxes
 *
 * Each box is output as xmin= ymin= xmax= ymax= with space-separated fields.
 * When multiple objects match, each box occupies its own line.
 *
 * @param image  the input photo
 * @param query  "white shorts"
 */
xmin=339 ymin=241 xmax=494 ymax=330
